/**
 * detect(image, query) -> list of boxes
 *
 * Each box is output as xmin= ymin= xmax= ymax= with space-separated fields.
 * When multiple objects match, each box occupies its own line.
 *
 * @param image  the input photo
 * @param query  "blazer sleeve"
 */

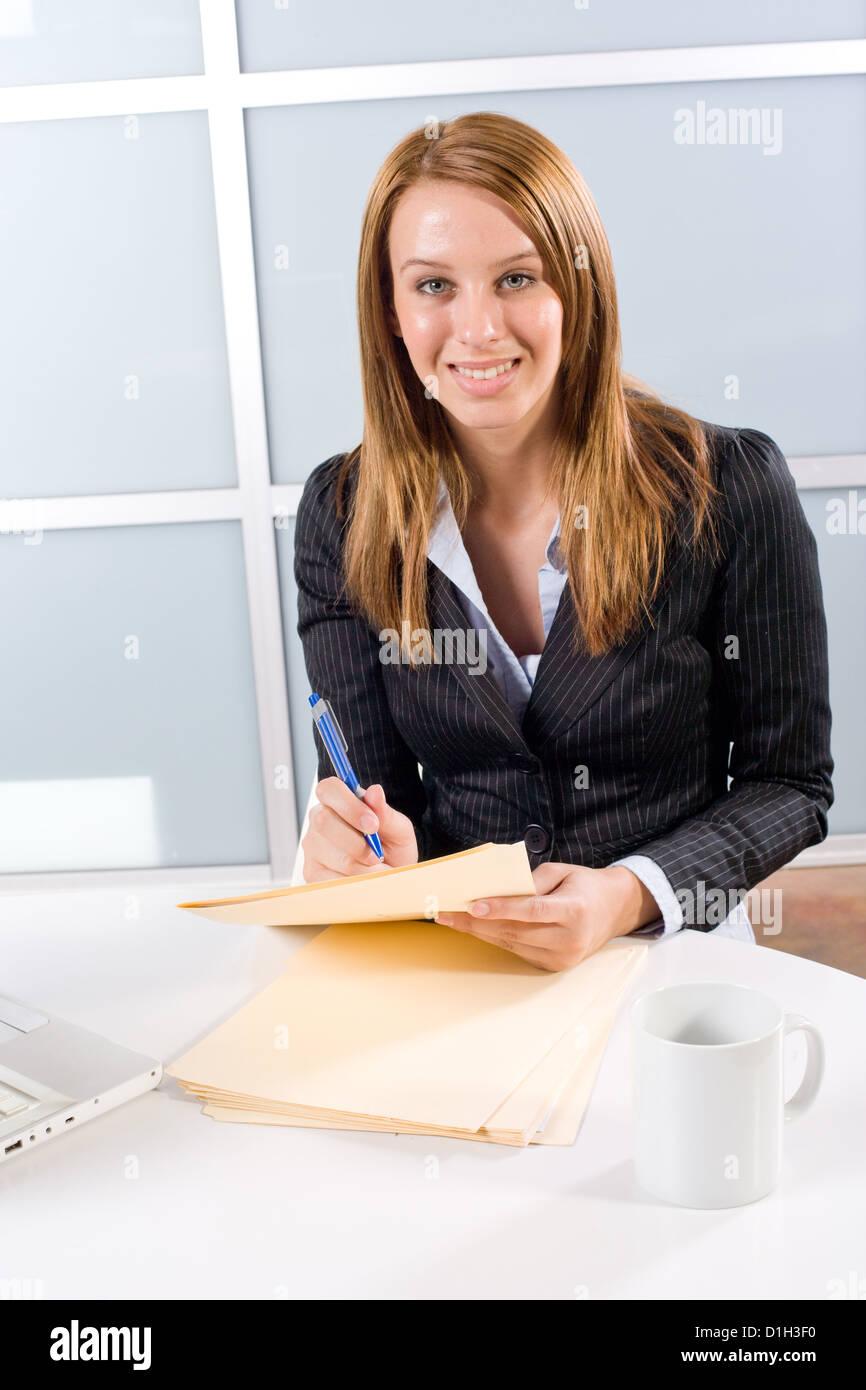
xmin=633 ymin=426 xmax=834 ymax=920
xmin=294 ymin=456 xmax=430 ymax=858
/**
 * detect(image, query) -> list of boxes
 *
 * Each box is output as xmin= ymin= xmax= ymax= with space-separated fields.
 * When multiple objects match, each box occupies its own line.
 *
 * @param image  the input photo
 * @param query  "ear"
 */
xmin=385 ymin=303 xmax=402 ymax=338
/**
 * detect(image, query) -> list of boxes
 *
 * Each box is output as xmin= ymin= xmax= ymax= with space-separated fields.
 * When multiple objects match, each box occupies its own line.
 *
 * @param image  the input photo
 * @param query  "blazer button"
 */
xmin=515 ymin=755 xmax=540 ymax=774
xmin=524 ymin=824 xmax=550 ymax=853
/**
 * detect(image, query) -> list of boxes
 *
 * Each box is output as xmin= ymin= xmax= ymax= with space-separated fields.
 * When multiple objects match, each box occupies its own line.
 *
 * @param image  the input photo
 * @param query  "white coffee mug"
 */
xmin=630 ymin=982 xmax=824 ymax=1208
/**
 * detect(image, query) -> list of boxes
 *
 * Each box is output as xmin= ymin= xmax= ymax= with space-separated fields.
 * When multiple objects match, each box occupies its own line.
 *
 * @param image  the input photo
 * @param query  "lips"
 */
xmin=447 ymin=357 xmax=521 ymax=396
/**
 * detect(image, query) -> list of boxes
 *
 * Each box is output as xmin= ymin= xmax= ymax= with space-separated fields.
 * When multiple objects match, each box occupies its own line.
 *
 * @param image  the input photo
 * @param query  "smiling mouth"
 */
xmin=449 ymin=357 xmax=518 ymax=379
xmin=446 ymin=358 xmax=522 ymax=397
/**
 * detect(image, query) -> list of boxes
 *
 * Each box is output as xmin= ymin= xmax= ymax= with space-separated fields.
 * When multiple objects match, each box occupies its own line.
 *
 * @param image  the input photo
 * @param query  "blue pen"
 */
xmin=308 ymin=692 xmax=384 ymax=861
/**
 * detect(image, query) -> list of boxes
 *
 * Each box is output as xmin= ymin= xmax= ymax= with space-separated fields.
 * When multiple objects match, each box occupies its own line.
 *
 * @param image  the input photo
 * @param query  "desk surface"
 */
xmin=1 ymin=880 xmax=862 ymax=1301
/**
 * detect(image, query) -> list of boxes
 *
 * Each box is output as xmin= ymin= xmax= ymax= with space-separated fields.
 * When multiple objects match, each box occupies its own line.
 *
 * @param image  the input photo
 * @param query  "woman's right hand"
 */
xmin=300 ymin=778 xmax=419 ymax=882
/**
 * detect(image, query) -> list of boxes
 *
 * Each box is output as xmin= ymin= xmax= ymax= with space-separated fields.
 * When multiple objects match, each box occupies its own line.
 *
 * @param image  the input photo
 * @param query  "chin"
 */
xmin=446 ymin=397 xmax=532 ymax=428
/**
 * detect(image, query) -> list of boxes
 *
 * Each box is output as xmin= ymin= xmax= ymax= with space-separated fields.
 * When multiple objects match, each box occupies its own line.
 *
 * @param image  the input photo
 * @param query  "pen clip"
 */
xmin=319 ymin=698 xmax=348 ymax=753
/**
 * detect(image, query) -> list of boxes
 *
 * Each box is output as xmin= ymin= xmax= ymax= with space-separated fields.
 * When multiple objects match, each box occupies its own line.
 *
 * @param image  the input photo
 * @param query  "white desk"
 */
xmin=1 ymin=881 xmax=863 ymax=1301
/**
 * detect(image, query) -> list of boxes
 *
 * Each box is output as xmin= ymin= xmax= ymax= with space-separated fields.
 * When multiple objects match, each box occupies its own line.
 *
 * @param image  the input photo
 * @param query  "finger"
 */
xmin=304 ymin=845 xmax=383 ymax=881
xmin=303 ymin=845 xmax=377 ymax=881
xmin=466 ymin=924 xmax=562 ymax=954
xmin=364 ymin=784 xmax=416 ymax=849
xmin=509 ymin=947 xmax=560 ymax=972
xmin=449 ymin=922 xmax=561 ymax=970
xmin=530 ymin=862 xmax=576 ymax=893
xmin=309 ymin=802 xmax=380 ymax=864
xmin=458 ymin=924 xmax=569 ymax=972
xmin=437 ymin=911 xmax=567 ymax=952
xmin=315 ymin=776 xmax=380 ymax=838
xmin=461 ymin=893 xmax=560 ymax=925
xmin=301 ymin=856 xmax=332 ymax=883
xmin=302 ymin=844 xmax=369 ymax=883
xmin=306 ymin=814 xmax=380 ymax=879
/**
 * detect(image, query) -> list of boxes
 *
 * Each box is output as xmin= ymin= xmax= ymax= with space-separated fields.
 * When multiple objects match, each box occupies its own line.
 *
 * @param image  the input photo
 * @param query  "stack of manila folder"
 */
xmin=168 ymin=843 xmax=648 ymax=1147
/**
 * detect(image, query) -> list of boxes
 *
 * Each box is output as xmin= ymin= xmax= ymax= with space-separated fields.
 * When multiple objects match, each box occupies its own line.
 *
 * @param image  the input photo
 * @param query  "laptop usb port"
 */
xmin=4 ymin=1140 xmax=23 ymax=1153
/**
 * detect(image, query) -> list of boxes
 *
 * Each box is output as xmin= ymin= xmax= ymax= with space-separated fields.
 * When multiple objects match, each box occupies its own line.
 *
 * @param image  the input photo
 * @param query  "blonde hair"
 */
xmin=336 ymin=110 xmax=719 ymax=661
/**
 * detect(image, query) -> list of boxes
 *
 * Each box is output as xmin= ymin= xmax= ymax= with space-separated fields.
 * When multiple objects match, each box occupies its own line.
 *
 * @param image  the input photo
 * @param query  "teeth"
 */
xmin=453 ymin=359 xmax=516 ymax=379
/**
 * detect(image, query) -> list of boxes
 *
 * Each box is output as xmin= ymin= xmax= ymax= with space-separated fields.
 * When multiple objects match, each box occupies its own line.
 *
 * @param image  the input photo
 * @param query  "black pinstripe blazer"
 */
xmin=294 ymin=421 xmax=833 ymax=917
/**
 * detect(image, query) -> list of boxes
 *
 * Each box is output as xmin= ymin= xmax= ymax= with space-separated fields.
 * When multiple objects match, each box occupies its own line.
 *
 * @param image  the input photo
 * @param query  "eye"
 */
xmin=415 ymin=271 xmax=537 ymax=295
xmin=501 ymin=272 xmax=535 ymax=290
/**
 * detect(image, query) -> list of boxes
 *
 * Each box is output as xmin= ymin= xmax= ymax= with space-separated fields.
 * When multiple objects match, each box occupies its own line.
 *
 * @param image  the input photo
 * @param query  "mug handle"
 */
xmin=782 ymin=1012 xmax=825 ymax=1123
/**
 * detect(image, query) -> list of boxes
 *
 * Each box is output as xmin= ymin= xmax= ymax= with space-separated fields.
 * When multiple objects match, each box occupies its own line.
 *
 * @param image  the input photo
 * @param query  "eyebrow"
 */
xmin=398 ymin=247 xmax=542 ymax=273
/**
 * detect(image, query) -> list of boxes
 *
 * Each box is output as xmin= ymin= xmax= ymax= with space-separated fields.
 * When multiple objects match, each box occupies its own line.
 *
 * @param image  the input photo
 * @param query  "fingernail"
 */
xmin=471 ymin=901 xmax=489 ymax=916
xmin=437 ymin=913 xmax=452 ymax=925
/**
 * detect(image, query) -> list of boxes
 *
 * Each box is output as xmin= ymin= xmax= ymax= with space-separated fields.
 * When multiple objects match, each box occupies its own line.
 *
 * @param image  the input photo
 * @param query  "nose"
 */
xmin=450 ymin=283 xmax=506 ymax=349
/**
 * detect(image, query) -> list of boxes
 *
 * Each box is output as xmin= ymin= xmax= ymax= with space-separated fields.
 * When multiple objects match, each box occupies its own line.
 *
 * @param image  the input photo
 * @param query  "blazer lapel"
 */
xmin=426 ymin=562 xmax=528 ymax=752
xmin=425 ymin=514 xmax=693 ymax=753
xmin=520 ymin=579 xmax=648 ymax=747
xmin=521 ymin=523 xmax=694 ymax=747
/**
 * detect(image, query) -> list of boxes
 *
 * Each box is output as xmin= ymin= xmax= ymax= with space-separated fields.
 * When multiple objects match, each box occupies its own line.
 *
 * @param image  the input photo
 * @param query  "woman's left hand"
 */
xmin=435 ymin=862 xmax=660 ymax=971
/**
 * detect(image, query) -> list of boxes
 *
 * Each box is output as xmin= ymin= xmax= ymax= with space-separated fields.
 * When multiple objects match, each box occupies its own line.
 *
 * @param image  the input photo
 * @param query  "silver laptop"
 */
xmin=0 ymin=993 xmax=162 ymax=1164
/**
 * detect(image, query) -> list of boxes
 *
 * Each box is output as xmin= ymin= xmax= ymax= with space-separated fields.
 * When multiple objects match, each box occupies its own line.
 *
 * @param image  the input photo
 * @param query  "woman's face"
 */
xmin=387 ymin=180 xmax=564 ymax=433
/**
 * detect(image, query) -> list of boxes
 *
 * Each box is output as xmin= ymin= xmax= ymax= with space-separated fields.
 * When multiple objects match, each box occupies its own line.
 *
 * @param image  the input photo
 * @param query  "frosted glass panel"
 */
xmin=0 ymin=112 xmax=236 ymax=498
xmin=249 ymin=75 xmax=865 ymax=480
xmin=798 ymin=489 xmax=866 ymax=837
xmin=275 ymin=517 xmax=318 ymax=834
xmin=0 ymin=521 xmax=267 ymax=872
xmin=246 ymin=102 xmax=362 ymax=481
xmin=0 ymin=0 xmax=203 ymax=87
xmin=237 ymin=0 xmax=866 ymax=70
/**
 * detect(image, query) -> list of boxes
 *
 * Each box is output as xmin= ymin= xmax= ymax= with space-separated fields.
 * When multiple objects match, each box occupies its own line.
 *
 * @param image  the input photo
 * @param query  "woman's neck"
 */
xmin=467 ymin=469 xmax=558 ymax=529
xmin=448 ymin=388 xmax=560 ymax=523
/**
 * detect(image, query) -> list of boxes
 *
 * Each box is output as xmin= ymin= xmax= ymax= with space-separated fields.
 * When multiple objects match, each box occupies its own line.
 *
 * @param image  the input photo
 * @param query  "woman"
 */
xmin=294 ymin=111 xmax=833 ymax=972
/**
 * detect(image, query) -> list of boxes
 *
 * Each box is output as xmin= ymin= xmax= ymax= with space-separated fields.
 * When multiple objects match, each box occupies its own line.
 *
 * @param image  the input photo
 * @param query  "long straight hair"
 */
xmin=336 ymin=111 xmax=720 ymax=662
